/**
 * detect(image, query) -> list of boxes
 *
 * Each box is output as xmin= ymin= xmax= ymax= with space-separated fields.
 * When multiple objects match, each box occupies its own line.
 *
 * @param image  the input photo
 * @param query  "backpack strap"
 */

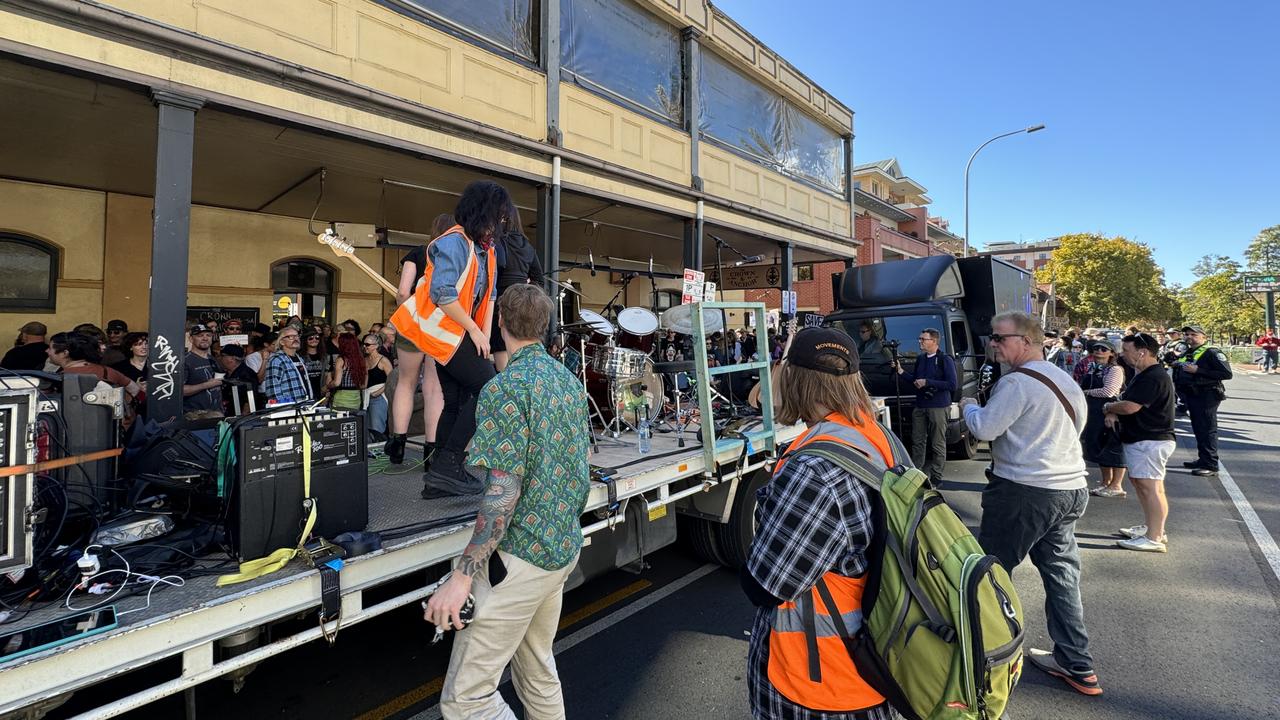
xmin=796 ymin=439 xmax=925 ymax=505
xmin=1010 ymin=367 xmax=1076 ymax=425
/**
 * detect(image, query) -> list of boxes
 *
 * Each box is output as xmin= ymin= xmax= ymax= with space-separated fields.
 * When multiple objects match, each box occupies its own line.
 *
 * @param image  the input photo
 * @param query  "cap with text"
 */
xmin=785 ymin=327 xmax=859 ymax=375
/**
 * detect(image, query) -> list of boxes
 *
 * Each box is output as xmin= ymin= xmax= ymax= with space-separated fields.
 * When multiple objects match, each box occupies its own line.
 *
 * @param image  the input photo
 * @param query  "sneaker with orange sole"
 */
xmin=1027 ymin=648 xmax=1103 ymax=696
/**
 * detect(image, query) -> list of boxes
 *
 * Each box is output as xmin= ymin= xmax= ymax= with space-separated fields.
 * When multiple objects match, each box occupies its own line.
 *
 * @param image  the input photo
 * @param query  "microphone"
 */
xmin=588 ymin=248 xmax=596 ymax=277
xmin=648 ymin=255 xmax=654 ymax=277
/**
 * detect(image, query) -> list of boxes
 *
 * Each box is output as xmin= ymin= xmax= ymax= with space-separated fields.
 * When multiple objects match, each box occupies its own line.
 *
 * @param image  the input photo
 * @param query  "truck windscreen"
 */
xmin=830 ymin=314 xmax=947 ymax=366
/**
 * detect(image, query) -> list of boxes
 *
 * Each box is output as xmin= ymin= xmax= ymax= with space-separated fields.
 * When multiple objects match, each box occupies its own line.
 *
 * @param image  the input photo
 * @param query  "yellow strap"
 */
xmin=218 ymin=416 xmax=317 ymax=586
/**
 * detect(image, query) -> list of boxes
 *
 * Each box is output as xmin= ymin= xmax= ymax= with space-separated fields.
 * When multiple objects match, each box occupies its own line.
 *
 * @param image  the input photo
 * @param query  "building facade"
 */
xmin=979 ymin=238 xmax=1062 ymax=271
xmin=0 ymin=0 xmax=864 ymax=416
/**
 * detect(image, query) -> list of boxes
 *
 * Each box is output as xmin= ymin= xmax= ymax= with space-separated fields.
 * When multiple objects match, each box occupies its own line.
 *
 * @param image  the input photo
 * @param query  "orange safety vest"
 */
xmin=766 ymin=411 xmax=899 ymax=712
xmin=390 ymin=226 xmax=496 ymax=364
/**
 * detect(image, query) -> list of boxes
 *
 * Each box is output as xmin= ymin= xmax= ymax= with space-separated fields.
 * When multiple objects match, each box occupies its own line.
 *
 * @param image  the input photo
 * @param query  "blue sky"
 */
xmin=716 ymin=0 xmax=1280 ymax=287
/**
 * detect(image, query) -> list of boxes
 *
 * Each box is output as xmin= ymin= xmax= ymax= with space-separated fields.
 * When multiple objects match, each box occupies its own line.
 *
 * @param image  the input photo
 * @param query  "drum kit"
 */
xmin=548 ymin=277 xmax=729 ymax=444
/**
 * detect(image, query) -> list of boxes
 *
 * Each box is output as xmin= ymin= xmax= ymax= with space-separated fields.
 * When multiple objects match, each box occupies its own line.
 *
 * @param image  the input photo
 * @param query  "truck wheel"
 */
xmin=714 ymin=468 xmax=770 ymax=569
xmin=950 ymin=428 xmax=980 ymax=460
xmin=679 ymin=515 xmax=727 ymax=566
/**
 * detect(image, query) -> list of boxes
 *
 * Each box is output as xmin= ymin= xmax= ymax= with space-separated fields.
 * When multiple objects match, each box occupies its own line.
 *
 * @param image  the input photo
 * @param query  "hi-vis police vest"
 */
xmin=391 ymin=226 xmax=496 ymax=364
xmin=766 ymin=412 xmax=902 ymax=712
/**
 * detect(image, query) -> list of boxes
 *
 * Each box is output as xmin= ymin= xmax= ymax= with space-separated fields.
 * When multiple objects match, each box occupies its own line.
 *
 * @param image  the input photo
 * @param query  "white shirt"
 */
xmin=245 ymin=352 xmax=263 ymax=373
xmin=962 ymin=360 xmax=1088 ymax=490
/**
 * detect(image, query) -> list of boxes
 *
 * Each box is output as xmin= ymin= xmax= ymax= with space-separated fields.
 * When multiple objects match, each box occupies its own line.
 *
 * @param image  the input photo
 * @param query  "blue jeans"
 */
xmin=977 ymin=471 xmax=1095 ymax=674
xmin=367 ymin=393 xmax=388 ymax=435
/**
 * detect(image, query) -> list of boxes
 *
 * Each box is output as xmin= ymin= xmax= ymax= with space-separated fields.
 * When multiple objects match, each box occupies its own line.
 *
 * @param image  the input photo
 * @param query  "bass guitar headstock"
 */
xmin=317 ymin=229 xmax=357 ymax=258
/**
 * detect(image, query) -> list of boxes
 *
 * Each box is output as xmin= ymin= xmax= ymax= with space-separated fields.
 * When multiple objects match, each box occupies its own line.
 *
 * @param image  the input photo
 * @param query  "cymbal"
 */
xmin=559 ymin=321 xmax=596 ymax=335
xmin=548 ymin=279 xmax=583 ymax=297
xmin=660 ymin=304 xmax=726 ymax=335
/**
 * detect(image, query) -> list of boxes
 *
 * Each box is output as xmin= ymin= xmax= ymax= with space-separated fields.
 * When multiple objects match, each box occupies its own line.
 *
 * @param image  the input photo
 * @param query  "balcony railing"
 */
xmin=877 ymin=226 xmax=931 ymax=257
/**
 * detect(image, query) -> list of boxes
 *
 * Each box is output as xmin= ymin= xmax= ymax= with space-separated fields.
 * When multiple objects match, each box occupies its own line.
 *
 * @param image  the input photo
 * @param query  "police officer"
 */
xmin=1161 ymin=327 xmax=1190 ymax=415
xmin=1171 ymin=325 xmax=1232 ymax=476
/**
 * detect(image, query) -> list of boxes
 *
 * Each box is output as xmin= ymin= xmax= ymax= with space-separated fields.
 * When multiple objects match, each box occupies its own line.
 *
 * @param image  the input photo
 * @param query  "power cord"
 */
xmin=64 ymin=544 xmax=186 ymax=617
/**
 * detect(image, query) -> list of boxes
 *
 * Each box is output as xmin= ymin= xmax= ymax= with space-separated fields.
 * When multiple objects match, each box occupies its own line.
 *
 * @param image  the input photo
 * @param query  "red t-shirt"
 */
xmin=1256 ymin=336 xmax=1280 ymax=351
xmin=64 ymin=363 xmax=134 ymax=390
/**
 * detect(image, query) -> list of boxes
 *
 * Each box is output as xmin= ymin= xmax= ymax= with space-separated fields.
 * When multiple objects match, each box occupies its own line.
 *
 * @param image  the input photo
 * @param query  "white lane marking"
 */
xmin=1218 ymin=463 xmax=1280 ymax=583
xmin=411 ymin=563 xmax=720 ymax=720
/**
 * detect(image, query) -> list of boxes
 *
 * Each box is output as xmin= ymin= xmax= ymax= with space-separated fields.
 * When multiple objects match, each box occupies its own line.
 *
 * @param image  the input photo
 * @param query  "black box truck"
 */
xmin=825 ymin=254 xmax=1034 ymax=458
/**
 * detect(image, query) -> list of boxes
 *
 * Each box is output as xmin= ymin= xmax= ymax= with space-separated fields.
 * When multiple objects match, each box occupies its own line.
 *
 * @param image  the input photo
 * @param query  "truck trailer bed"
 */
xmin=1 ymin=422 xmax=803 ymax=718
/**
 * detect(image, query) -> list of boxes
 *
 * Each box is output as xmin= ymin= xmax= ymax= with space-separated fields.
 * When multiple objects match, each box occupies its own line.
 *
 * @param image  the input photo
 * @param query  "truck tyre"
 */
xmin=950 ymin=428 xmax=980 ymax=460
xmin=714 ymin=468 xmax=770 ymax=569
xmin=679 ymin=515 xmax=728 ymax=566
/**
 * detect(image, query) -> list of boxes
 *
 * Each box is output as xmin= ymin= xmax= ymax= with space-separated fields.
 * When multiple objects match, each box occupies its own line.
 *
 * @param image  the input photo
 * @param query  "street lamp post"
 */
xmin=962 ymin=124 xmax=1046 ymax=257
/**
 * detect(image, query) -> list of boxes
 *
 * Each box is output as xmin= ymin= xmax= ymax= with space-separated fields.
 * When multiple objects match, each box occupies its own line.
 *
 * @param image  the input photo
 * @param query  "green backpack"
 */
xmin=796 ymin=441 xmax=1024 ymax=720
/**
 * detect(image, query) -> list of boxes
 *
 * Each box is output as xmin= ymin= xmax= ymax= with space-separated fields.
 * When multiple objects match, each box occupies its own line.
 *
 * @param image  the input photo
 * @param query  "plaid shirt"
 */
xmin=746 ymin=453 xmax=893 ymax=720
xmin=261 ymin=351 xmax=312 ymax=405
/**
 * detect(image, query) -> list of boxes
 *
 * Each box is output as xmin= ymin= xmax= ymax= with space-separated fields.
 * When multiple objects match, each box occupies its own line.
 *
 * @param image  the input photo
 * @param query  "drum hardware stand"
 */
xmin=600 ymin=272 xmax=638 ymax=324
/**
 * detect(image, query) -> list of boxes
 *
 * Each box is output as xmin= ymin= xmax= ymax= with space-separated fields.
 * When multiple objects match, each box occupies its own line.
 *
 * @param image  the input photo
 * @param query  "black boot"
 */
xmin=421 ymin=441 xmax=438 ymax=473
xmin=421 ymin=447 xmax=484 ymax=499
xmin=385 ymin=433 xmax=407 ymax=464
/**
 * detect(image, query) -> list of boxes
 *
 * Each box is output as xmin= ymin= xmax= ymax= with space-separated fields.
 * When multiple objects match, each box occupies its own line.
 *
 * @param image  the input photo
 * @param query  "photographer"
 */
xmin=896 ymin=328 xmax=957 ymax=487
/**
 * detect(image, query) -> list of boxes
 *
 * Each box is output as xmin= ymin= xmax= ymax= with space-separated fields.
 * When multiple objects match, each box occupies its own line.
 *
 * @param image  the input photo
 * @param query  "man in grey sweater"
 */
xmin=961 ymin=310 xmax=1102 ymax=697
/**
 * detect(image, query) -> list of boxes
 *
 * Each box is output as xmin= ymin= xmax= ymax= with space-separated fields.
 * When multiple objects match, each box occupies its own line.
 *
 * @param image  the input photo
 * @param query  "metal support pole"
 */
xmin=683 ymin=200 xmax=704 ymax=270
xmin=538 ymin=158 xmax=563 ymax=330
xmin=1267 ymin=291 xmax=1276 ymax=332
xmin=541 ymin=0 xmax=562 ymax=144
xmin=779 ymin=241 xmax=793 ymax=323
xmin=145 ymin=90 xmax=203 ymax=422
xmin=682 ymin=26 xmax=703 ymax=191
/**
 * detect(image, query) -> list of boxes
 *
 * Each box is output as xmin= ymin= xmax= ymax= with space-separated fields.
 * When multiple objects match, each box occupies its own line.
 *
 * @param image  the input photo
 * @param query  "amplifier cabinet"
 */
xmin=1 ymin=377 xmax=38 ymax=575
xmin=228 ymin=409 xmax=368 ymax=562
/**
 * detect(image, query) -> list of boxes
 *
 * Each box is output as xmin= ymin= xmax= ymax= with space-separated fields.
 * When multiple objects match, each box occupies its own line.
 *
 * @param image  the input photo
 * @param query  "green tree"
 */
xmin=1036 ymin=233 xmax=1171 ymax=326
xmin=1244 ymin=224 xmax=1280 ymax=273
xmin=1180 ymin=255 xmax=1264 ymax=340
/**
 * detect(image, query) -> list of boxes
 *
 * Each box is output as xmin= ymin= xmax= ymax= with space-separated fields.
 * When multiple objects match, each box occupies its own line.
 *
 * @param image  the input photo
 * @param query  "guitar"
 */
xmin=316 ymin=230 xmax=400 ymax=298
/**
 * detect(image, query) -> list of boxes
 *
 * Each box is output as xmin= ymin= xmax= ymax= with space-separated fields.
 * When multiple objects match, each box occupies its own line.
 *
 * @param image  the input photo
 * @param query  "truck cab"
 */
xmin=825 ymin=254 xmax=1033 ymax=459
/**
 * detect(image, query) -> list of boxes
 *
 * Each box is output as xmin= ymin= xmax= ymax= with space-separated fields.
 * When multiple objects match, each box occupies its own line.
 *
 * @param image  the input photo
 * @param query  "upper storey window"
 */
xmin=699 ymin=51 xmax=846 ymax=195
xmin=399 ymin=0 xmax=537 ymax=60
xmin=561 ymin=0 xmax=683 ymax=124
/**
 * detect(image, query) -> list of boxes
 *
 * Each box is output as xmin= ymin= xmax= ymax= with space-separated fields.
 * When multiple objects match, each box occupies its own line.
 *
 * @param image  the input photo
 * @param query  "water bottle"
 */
xmin=637 ymin=418 xmax=652 ymax=455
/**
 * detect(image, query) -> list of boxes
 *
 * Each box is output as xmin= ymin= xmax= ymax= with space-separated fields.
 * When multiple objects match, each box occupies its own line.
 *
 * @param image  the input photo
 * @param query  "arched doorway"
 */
xmin=271 ymin=259 xmax=335 ymax=326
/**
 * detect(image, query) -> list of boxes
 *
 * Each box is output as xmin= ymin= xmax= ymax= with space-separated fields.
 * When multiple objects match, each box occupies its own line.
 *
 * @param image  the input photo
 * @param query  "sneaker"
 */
xmin=1118 ymin=536 xmax=1168 ymax=553
xmin=1191 ymin=467 xmax=1218 ymax=477
xmin=1026 ymin=648 xmax=1102 ymax=696
xmin=1089 ymin=486 xmax=1126 ymax=498
xmin=1118 ymin=525 xmax=1168 ymax=544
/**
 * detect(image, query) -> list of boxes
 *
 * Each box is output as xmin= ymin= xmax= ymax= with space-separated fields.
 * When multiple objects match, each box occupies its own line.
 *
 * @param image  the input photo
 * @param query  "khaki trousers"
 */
xmin=441 ymin=550 xmax=578 ymax=720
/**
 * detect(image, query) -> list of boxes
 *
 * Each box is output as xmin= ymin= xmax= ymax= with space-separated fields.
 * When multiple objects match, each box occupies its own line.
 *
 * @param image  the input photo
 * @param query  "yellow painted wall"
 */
xmin=98 ymin=0 xmax=547 ymax=140
xmin=559 ymin=84 xmax=691 ymax=186
xmin=0 ymin=178 xmax=390 ymax=342
xmin=0 ymin=180 xmax=105 ymax=341
xmin=701 ymin=145 xmax=850 ymax=238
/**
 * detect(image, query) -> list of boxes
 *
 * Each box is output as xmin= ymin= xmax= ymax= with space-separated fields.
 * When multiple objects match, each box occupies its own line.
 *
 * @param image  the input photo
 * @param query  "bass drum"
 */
xmin=587 ymin=367 xmax=664 ymax=425
xmin=616 ymin=307 xmax=659 ymax=354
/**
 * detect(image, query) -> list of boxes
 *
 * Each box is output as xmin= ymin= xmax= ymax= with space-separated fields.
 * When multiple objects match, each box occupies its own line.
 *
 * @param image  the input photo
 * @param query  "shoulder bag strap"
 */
xmin=1010 ymin=367 xmax=1076 ymax=425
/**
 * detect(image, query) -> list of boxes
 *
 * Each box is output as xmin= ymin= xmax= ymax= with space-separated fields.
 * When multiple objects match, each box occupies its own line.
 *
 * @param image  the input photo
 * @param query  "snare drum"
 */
xmin=616 ymin=307 xmax=659 ymax=354
xmin=590 ymin=346 xmax=650 ymax=380
xmin=578 ymin=309 xmax=615 ymax=347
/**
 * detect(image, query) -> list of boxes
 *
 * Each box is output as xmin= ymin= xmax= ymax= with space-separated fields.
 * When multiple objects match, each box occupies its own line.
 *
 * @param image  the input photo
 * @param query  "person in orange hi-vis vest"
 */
xmin=390 ymin=180 xmax=508 ymax=499
xmin=741 ymin=327 xmax=902 ymax=720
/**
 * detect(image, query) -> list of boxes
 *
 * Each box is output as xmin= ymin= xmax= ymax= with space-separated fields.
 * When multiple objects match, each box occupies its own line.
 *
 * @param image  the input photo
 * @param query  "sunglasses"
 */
xmin=989 ymin=333 xmax=1028 ymax=343
xmin=363 ymin=342 xmax=378 ymax=347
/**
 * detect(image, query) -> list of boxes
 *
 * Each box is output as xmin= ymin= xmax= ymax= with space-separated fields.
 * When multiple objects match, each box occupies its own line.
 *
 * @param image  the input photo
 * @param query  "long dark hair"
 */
xmin=335 ymin=333 xmax=367 ymax=386
xmin=454 ymin=180 xmax=511 ymax=248
xmin=51 ymin=332 xmax=103 ymax=363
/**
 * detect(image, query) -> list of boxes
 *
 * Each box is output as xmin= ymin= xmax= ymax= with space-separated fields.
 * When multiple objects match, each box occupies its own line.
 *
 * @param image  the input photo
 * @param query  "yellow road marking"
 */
xmin=357 ymin=578 xmax=652 ymax=720
xmin=355 ymin=676 xmax=444 ymax=720
xmin=556 ymin=578 xmax=652 ymax=631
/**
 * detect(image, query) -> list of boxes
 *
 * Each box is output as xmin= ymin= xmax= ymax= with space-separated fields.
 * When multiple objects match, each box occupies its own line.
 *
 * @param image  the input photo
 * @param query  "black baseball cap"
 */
xmin=1088 ymin=341 xmax=1114 ymax=353
xmin=1180 ymin=325 xmax=1206 ymax=335
xmin=220 ymin=344 xmax=245 ymax=358
xmin=786 ymin=327 xmax=859 ymax=375
xmin=106 ymin=319 xmax=128 ymax=333
xmin=190 ymin=323 xmax=214 ymax=335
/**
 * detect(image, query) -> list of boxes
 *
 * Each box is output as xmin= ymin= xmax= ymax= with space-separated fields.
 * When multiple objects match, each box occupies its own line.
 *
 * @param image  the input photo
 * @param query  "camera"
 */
xmin=883 ymin=339 xmax=900 ymax=349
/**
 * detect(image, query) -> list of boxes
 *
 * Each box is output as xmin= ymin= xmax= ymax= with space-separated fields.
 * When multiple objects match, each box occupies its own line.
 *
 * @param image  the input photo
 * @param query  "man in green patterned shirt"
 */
xmin=426 ymin=283 xmax=590 ymax=720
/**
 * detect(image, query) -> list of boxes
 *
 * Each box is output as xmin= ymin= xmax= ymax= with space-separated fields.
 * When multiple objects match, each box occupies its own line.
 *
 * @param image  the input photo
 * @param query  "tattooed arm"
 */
xmin=424 ymin=468 xmax=523 ymax=630
xmin=457 ymin=469 xmax=523 ymax=578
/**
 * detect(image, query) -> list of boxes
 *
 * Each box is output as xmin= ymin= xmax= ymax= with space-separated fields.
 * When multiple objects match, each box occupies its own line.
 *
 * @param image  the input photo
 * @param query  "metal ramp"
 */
xmin=687 ymin=301 xmax=777 ymax=474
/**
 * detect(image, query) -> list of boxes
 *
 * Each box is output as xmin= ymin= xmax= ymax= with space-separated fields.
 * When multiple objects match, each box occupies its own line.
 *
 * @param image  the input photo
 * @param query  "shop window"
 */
xmin=0 ymin=233 xmax=58 ymax=311
xmin=396 ymin=0 xmax=537 ymax=60
xmin=271 ymin=259 xmax=335 ymax=326
xmin=700 ymin=50 xmax=846 ymax=194
xmin=561 ymin=0 xmax=683 ymax=123
xmin=793 ymin=264 xmax=814 ymax=282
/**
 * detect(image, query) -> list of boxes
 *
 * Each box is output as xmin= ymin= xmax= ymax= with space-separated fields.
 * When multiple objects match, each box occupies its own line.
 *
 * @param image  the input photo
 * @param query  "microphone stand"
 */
xmin=712 ymin=236 xmax=738 ymax=420
xmin=887 ymin=342 xmax=906 ymax=436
